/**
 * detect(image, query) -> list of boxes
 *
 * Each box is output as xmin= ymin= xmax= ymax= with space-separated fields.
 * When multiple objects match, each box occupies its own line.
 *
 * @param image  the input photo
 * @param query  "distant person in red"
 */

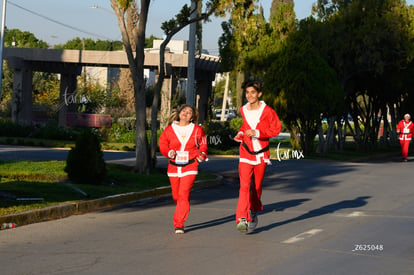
xmin=396 ymin=113 xmax=414 ymax=162
xmin=233 ymin=80 xmax=281 ymax=233
xmin=158 ymin=104 xmax=208 ymax=234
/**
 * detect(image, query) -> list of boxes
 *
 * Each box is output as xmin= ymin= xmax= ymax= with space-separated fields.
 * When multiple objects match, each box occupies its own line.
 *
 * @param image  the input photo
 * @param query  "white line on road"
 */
xmin=345 ymin=211 xmax=365 ymax=217
xmin=282 ymin=229 xmax=324 ymax=244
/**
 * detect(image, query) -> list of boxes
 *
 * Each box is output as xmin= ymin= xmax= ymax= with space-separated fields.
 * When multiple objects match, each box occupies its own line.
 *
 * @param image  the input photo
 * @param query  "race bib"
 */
xmin=175 ymin=151 xmax=189 ymax=165
xmin=403 ymin=128 xmax=410 ymax=134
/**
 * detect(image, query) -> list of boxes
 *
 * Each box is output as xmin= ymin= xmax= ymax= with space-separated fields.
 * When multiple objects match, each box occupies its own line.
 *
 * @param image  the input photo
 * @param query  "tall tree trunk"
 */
xmin=149 ymin=2 xmax=216 ymax=169
xmin=316 ymin=122 xmax=325 ymax=153
xmin=389 ymin=103 xmax=398 ymax=145
xmin=111 ymin=0 xmax=151 ymax=174
xmin=150 ymin=40 xmax=167 ymax=169
xmin=236 ymin=71 xmax=244 ymax=112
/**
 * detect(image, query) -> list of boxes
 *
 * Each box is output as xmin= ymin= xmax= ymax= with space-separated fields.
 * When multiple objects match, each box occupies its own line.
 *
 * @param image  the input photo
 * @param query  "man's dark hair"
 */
xmin=242 ymin=80 xmax=262 ymax=92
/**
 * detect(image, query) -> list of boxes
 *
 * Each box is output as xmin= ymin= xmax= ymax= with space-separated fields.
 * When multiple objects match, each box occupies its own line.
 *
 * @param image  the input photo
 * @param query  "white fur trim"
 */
xmin=240 ymin=157 xmax=264 ymax=165
xmin=168 ymin=171 xmax=199 ymax=177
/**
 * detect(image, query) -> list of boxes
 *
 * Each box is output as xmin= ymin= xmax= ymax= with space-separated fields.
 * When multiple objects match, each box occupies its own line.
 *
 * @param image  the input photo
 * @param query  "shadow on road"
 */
xmin=252 ymin=196 xmax=371 ymax=234
xmin=185 ymin=198 xmax=311 ymax=233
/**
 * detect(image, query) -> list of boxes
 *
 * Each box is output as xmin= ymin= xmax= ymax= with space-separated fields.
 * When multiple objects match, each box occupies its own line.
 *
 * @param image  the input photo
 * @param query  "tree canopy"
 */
xmin=4 ymin=28 xmax=48 ymax=48
xmin=54 ymin=37 xmax=124 ymax=51
xmin=218 ymin=0 xmax=414 ymax=153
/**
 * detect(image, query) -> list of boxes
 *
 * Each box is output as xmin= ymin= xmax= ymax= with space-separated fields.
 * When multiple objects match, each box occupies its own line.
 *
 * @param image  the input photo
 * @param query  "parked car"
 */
xmin=215 ymin=109 xmax=236 ymax=121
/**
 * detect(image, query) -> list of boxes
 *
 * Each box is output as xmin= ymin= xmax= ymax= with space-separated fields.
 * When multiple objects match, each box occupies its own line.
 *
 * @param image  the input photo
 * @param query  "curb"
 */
xmin=0 ymin=175 xmax=223 ymax=229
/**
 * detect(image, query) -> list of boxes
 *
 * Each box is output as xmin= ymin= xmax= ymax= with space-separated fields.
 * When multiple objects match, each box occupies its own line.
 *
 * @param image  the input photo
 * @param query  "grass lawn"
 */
xmin=0 ymin=160 xmax=214 ymax=216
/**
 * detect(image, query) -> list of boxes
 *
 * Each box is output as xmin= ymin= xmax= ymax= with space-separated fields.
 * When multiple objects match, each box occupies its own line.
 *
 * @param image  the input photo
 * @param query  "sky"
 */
xmin=3 ymin=0 xmax=414 ymax=56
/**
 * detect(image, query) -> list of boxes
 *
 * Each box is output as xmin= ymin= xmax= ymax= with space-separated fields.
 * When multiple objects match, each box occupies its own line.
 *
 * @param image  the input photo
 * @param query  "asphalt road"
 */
xmin=0 ymin=145 xmax=413 ymax=274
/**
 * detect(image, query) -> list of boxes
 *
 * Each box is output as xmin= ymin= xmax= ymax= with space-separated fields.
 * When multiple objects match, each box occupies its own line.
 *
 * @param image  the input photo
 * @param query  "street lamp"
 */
xmin=0 ymin=0 xmax=7 ymax=102
xmin=186 ymin=0 xmax=196 ymax=106
xmin=89 ymin=5 xmax=114 ymax=15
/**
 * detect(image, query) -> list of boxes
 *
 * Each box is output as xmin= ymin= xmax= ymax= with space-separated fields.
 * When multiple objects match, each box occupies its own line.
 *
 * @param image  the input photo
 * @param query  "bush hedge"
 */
xmin=203 ymin=119 xmax=240 ymax=150
xmin=65 ymin=130 xmax=106 ymax=185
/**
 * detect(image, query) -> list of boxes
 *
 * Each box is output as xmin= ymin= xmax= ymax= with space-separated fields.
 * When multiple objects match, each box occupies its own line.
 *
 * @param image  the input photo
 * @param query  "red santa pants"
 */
xmin=400 ymin=139 xmax=411 ymax=159
xmin=236 ymin=161 xmax=267 ymax=223
xmin=169 ymin=174 xmax=196 ymax=228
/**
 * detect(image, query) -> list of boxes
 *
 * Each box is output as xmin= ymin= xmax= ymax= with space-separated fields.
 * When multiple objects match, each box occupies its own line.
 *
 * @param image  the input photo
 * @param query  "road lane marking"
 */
xmin=282 ymin=229 xmax=324 ymax=244
xmin=334 ymin=211 xmax=366 ymax=217
xmin=345 ymin=211 xmax=365 ymax=217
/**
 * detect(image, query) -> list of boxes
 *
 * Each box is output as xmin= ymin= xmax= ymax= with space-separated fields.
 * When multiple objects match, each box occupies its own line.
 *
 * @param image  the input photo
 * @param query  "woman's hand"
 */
xmin=234 ymin=132 xmax=244 ymax=142
xmin=168 ymin=150 xmax=176 ymax=159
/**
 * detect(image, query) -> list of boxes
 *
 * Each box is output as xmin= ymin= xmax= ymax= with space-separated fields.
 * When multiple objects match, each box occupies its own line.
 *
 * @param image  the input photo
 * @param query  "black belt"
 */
xmin=169 ymin=158 xmax=196 ymax=167
xmin=242 ymin=143 xmax=269 ymax=155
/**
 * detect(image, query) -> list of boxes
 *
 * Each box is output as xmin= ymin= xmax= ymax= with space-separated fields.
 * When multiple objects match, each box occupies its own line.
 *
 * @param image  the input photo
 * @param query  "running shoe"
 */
xmin=175 ymin=227 xmax=184 ymax=234
xmin=248 ymin=211 xmax=258 ymax=231
xmin=237 ymin=218 xmax=248 ymax=233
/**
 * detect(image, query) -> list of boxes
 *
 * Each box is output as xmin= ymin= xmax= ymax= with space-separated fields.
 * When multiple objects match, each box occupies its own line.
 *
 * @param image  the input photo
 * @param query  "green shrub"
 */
xmin=107 ymin=123 xmax=135 ymax=143
xmin=0 ymin=118 xmax=80 ymax=141
xmin=203 ymin=120 xmax=239 ymax=150
xmin=0 ymin=118 xmax=32 ymax=137
xmin=229 ymin=117 xmax=243 ymax=132
xmin=65 ymin=130 xmax=106 ymax=185
xmin=118 ymin=117 xmax=136 ymax=130
xmin=32 ymin=122 xmax=80 ymax=140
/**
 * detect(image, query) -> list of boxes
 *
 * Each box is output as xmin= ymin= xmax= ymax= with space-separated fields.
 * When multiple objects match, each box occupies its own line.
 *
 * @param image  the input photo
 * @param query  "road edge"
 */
xmin=0 ymin=175 xmax=223 ymax=229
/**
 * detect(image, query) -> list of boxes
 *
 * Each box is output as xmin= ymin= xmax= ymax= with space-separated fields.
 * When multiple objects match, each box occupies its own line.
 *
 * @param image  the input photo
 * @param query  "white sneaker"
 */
xmin=237 ymin=218 xmax=248 ymax=233
xmin=248 ymin=212 xmax=258 ymax=231
xmin=175 ymin=227 xmax=184 ymax=234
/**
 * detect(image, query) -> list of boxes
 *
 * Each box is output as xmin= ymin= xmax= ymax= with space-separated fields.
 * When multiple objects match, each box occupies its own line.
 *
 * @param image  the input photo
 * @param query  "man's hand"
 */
xmin=197 ymin=152 xmax=207 ymax=162
xmin=244 ymin=129 xmax=257 ymax=137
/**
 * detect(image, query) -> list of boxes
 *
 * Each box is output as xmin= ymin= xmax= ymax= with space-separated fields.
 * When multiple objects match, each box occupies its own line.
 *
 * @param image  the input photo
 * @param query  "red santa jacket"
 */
xmin=397 ymin=120 xmax=414 ymax=141
xmin=159 ymin=122 xmax=208 ymax=177
xmin=237 ymin=101 xmax=281 ymax=165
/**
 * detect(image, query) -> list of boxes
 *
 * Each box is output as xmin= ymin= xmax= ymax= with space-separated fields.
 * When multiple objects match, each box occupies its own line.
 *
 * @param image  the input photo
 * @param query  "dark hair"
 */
xmin=242 ymin=80 xmax=262 ymax=92
xmin=167 ymin=104 xmax=199 ymax=125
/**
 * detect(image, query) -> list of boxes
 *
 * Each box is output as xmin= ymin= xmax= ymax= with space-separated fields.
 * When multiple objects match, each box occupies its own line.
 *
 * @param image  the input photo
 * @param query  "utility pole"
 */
xmin=0 ymin=0 xmax=7 ymax=102
xmin=186 ymin=0 xmax=196 ymax=106
xmin=220 ymin=72 xmax=230 ymax=121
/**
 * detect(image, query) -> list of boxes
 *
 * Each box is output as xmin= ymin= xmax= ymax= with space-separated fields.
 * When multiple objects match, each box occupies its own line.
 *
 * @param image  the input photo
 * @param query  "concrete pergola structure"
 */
xmin=3 ymin=47 xmax=220 ymax=126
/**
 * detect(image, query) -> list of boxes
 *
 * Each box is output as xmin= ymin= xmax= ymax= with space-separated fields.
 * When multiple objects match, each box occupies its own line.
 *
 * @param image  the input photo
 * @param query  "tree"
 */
xmin=218 ymin=0 xmax=297 ymax=111
xmin=263 ymin=18 xmax=343 ymax=154
xmin=145 ymin=35 xmax=161 ymax=48
xmin=149 ymin=2 xmax=218 ymax=167
xmin=111 ymin=0 xmax=260 ymax=173
xmin=2 ymin=29 xmax=49 ymax=107
xmin=4 ymin=28 xmax=48 ymax=48
xmin=111 ymin=0 xmax=151 ymax=174
xmin=218 ymin=0 xmax=262 ymax=110
xmin=313 ymin=0 xmax=414 ymax=150
xmin=269 ymin=0 xmax=295 ymax=41
xmin=245 ymin=0 xmax=296 ymax=75
xmin=311 ymin=0 xmax=352 ymax=21
xmin=55 ymin=37 xmax=123 ymax=51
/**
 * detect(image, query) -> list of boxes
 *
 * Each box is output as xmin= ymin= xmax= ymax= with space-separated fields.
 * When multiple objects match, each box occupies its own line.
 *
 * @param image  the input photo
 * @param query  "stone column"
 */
xmin=196 ymin=79 xmax=212 ymax=125
xmin=58 ymin=65 xmax=82 ymax=127
xmin=8 ymin=57 xmax=33 ymax=125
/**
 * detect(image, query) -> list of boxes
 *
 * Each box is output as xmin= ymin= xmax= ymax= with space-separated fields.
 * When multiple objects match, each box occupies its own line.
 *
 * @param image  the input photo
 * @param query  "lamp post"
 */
xmin=89 ymin=5 xmax=114 ymax=15
xmin=0 ymin=0 xmax=7 ymax=102
xmin=186 ymin=0 xmax=196 ymax=106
